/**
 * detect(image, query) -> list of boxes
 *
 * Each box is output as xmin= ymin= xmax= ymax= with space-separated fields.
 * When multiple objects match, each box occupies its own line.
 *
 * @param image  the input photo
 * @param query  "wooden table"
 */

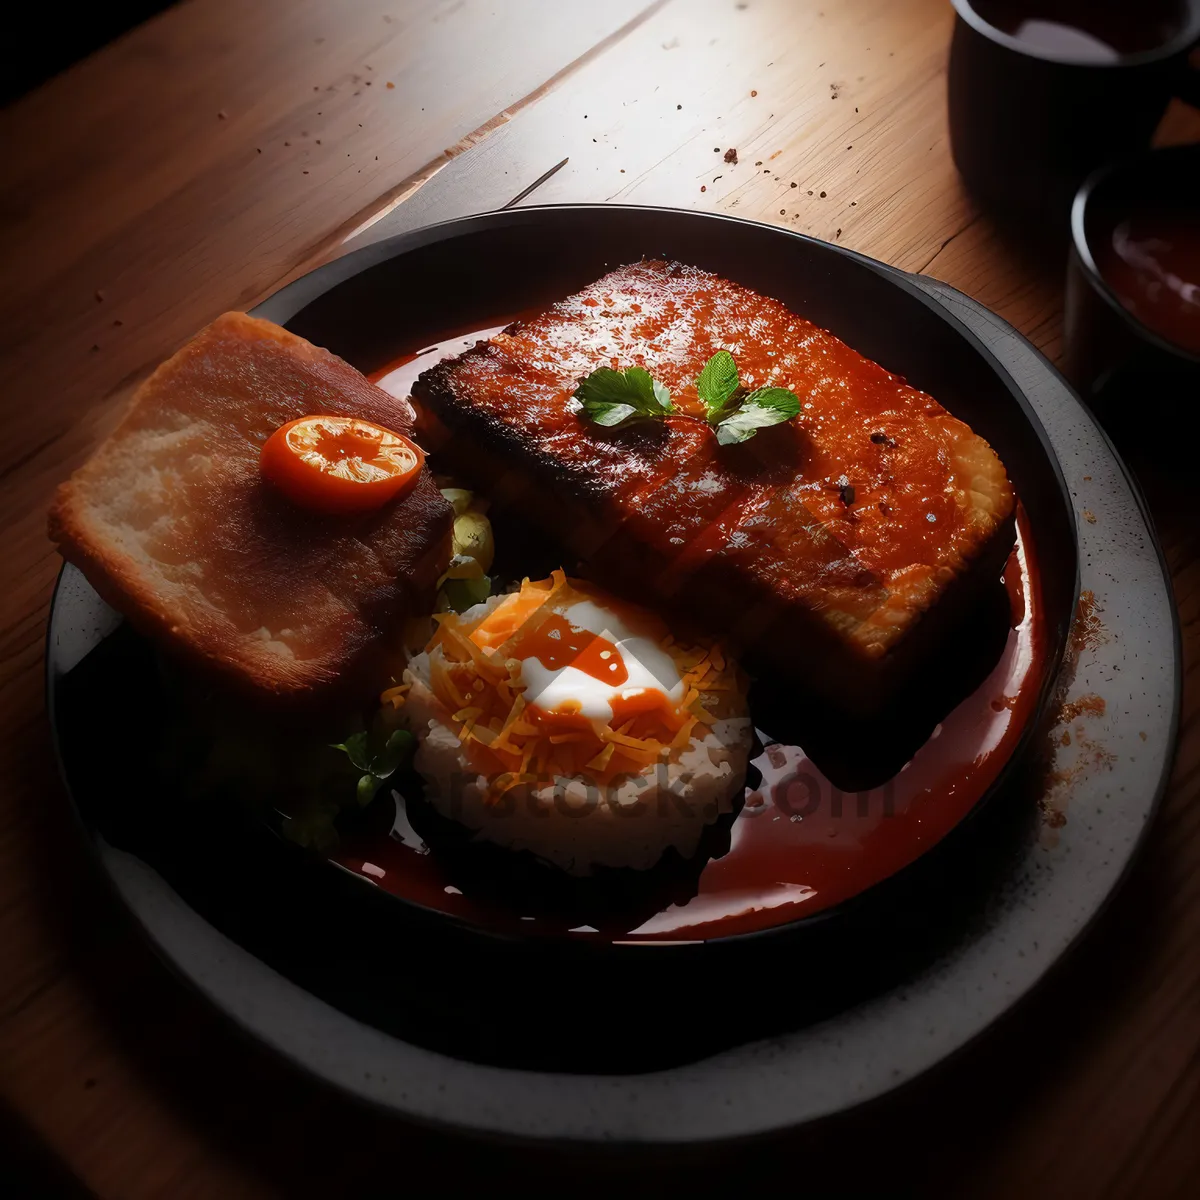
xmin=2 ymin=1 xmax=1197 ymax=1194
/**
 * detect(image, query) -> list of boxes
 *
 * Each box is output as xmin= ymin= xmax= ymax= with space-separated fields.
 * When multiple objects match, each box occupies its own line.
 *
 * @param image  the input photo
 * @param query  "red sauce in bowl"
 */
xmin=1093 ymin=208 xmax=1200 ymax=356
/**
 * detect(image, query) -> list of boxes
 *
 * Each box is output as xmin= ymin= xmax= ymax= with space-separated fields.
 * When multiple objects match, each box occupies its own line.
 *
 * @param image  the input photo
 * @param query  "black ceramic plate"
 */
xmin=46 ymin=208 xmax=1179 ymax=1139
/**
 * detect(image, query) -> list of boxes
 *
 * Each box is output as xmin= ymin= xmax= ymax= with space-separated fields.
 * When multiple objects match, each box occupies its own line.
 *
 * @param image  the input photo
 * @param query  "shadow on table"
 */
xmin=0 ymin=1100 xmax=93 ymax=1198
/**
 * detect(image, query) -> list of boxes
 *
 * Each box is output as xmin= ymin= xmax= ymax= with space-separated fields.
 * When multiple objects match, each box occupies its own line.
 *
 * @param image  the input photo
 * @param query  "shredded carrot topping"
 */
xmin=396 ymin=572 xmax=742 ymax=803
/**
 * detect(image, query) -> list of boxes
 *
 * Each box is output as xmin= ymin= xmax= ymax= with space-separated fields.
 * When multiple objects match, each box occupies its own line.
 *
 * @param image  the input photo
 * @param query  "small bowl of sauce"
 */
xmin=1065 ymin=144 xmax=1200 ymax=427
xmin=1094 ymin=207 xmax=1200 ymax=356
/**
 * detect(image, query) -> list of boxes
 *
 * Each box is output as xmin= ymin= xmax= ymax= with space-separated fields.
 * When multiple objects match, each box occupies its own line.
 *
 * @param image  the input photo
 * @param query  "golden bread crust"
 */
xmin=50 ymin=312 xmax=452 ymax=701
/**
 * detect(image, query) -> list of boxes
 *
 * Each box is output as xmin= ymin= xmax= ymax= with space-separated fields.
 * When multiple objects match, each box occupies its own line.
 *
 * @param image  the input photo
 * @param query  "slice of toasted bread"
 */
xmin=50 ymin=312 xmax=452 ymax=702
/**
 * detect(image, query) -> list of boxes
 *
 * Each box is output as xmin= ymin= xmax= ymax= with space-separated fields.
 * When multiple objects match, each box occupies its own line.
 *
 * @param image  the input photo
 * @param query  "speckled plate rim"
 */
xmin=44 ymin=215 xmax=1180 ymax=1146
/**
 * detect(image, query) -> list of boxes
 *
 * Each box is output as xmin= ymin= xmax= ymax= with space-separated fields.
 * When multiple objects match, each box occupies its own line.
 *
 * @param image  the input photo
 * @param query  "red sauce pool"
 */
xmin=1093 ymin=208 xmax=1200 ymax=356
xmin=340 ymin=335 xmax=1048 ymax=942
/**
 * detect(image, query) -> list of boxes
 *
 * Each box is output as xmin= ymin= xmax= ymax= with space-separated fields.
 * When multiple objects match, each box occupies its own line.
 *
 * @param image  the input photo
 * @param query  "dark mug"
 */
xmin=948 ymin=0 xmax=1200 ymax=230
xmin=1063 ymin=143 xmax=1200 ymax=433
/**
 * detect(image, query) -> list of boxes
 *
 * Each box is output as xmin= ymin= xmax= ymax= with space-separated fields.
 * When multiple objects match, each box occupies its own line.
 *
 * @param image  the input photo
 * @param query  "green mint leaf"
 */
xmin=716 ymin=387 xmax=802 ymax=445
xmin=331 ymin=731 xmax=372 ymax=773
xmin=372 ymin=728 xmax=414 ymax=779
xmin=582 ymin=400 xmax=638 ymax=427
xmin=356 ymin=772 xmax=382 ymax=807
xmin=695 ymin=350 xmax=741 ymax=422
xmin=741 ymin=386 xmax=803 ymax=416
xmin=574 ymin=366 xmax=673 ymax=428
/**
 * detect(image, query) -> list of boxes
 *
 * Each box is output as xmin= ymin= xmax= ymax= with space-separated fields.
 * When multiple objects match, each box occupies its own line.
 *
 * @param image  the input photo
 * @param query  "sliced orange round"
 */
xmin=260 ymin=415 xmax=424 ymax=514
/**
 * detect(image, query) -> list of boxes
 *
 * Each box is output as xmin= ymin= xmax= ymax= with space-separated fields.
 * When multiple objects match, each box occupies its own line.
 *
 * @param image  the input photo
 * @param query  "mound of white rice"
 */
xmin=401 ymin=599 xmax=752 ymax=876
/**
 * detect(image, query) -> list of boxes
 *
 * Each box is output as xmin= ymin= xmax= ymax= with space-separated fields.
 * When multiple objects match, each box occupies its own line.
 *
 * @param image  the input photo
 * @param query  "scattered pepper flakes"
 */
xmin=836 ymin=228 xmax=842 ymax=237
xmin=750 ymin=89 xmax=758 ymax=97
xmin=387 ymin=81 xmax=395 ymax=89
xmin=724 ymin=147 xmax=738 ymax=164
xmin=1082 ymin=509 xmax=1097 ymax=524
xmin=677 ymin=103 xmax=682 ymax=109
xmin=780 ymin=209 xmax=786 ymax=215
xmin=819 ymin=190 xmax=827 ymax=197
xmin=790 ymin=181 xmax=797 ymax=188
xmin=700 ymin=185 xmax=707 ymax=192
xmin=755 ymin=160 xmax=763 ymax=166
xmin=256 ymin=147 xmax=262 ymax=153
xmin=714 ymin=146 xmax=721 ymax=153
xmin=303 ymin=170 xmax=309 ymax=174
xmin=851 ymin=200 xmax=857 ymax=205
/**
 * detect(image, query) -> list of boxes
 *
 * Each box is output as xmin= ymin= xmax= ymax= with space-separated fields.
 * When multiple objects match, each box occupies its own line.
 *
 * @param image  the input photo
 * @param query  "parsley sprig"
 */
xmin=574 ymin=366 xmax=674 ymax=428
xmin=695 ymin=350 xmax=802 ymax=445
xmin=573 ymin=353 xmax=800 ymax=444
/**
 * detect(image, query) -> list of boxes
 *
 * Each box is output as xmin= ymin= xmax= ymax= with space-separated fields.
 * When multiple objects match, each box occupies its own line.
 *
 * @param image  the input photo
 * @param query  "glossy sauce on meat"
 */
xmin=419 ymin=262 xmax=1007 ymax=595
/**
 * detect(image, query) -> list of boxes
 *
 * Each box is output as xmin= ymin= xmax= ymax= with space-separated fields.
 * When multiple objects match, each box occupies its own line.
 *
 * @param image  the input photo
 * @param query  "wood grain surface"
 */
xmin=1 ymin=1 xmax=1198 ymax=1195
